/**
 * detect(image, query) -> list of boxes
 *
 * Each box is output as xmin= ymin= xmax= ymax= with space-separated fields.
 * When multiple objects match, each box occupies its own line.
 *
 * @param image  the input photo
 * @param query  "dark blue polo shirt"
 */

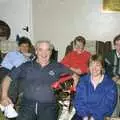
xmin=9 ymin=60 xmax=72 ymax=103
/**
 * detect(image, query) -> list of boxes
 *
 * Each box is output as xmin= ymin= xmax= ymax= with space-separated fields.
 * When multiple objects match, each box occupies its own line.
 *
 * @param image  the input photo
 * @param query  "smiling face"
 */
xmin=88 ymin=54 xmax=104 ymax=79
xmin=73 ymin=41 xmax=85 ymax=53
xmin=35 ymin=41 xmax=52 ymax=66
xmin=19 ymin=43 xmax=30 ymax=54
xmin=89 ymin=61 xmax=103 ymax=77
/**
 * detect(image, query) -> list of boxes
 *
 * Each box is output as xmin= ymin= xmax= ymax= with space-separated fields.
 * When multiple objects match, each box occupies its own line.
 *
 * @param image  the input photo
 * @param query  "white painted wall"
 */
xmin=0 ymin=0 xmax=33 ymax=40
xmin=32 ymin=0 xmax=120 ymax=60
xmin=1 ymin=0 xmax=120 ymax=59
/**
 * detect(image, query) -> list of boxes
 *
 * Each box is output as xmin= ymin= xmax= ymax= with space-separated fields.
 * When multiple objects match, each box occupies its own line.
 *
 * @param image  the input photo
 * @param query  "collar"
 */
xmin=116 ymin=51 xmax=120 ymax=58
xmin=90 ymin=74 xmax=104 ymax=89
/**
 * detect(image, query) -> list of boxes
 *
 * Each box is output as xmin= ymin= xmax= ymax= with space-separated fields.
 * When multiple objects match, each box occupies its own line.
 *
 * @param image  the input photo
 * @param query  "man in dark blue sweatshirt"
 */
xmin=0 ymin=40 xmax=72 ymax=120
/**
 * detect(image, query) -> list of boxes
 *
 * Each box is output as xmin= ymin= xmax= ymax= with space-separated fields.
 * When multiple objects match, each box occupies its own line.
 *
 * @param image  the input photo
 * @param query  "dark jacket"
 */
xmin=9 ymin=60 xmax=72 ymax=103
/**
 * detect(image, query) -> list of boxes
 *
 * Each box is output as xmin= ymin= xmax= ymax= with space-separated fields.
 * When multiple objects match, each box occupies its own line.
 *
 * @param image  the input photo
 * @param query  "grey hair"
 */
xmin=35 ymin=40 xmax=54 ymax=51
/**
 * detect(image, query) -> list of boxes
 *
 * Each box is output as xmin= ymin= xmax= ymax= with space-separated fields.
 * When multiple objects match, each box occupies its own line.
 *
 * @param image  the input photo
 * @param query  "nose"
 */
xmin=92 ymin=67 xmax=97 ymax=71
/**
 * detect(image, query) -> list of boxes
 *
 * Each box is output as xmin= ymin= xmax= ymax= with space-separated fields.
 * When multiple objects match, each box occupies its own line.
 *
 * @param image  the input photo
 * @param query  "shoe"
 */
xmin=4 ymin=104 xmax=18 ymax=118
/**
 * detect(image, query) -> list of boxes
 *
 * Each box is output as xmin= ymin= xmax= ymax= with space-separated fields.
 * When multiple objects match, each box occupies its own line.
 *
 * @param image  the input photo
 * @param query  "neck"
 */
xmin=92 ymin=74 xmax=102 ymax=81
xmin=91 ymin=74 xmax=104 ymax=90
xmin=36 ymin=59 xmax=49 ymax=67
xmin=76 ymin=49 xmax=84 ymax=54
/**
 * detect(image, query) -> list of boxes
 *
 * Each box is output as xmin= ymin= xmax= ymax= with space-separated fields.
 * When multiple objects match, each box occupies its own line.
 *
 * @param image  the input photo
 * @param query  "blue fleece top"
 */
xmin=73 ymin=74 xmax=117 ymax=120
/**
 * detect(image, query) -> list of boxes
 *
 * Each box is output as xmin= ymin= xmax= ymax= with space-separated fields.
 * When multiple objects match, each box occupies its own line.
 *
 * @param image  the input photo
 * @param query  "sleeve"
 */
xmin=73 ymin=77 xmax=90 ymax=117
xmin=8 ymin=63 xmax=27 ymax=82
xmin=58 ymin=63 xmax=73 ymax=75
xmin=61 ymin=52 xmax=71 ymax=68
xmin=1 ymin=52 xmax=14 ymax=70
xmin=89 ymin=83 xmax=117 ymax=120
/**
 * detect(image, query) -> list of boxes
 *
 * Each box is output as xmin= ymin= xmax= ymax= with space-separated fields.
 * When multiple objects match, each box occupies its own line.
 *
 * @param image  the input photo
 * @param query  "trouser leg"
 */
xmin=16 ymin=104 xmax=36 ymax=120
xmin=37 ymin=103 xmax=57 ymax=120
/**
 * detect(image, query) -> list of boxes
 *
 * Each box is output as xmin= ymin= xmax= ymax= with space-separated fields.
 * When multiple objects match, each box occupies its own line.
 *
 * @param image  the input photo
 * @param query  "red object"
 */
xmin=51 ymin=81 xmax=60 ymax=89
xmin=61 ymin=50 xmax=91 ymax=74
xmin=51 ymin=74 xmax=76 ymax=92
xmin=58 ymin=74 xmax=72 ymax=83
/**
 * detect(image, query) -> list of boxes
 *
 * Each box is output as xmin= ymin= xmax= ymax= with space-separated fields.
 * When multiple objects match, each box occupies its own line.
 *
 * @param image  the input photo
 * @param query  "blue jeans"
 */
xmin=16 ymin=98 xmax=57 ymax=120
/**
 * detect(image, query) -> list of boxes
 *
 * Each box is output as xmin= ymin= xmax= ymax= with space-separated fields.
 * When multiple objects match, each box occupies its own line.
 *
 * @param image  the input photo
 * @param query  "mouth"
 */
xmin=41 ymin=57 xmax=47 ymax=60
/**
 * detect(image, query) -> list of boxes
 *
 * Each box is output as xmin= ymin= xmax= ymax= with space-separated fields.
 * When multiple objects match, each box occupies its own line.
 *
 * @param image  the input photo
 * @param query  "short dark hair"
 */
xmin=18 ymin=36 xmax=32 ymax=47
xmin=73 ymin=36 xmax=86 ymax=46
xmin=113 ymin=34 xmax=120 ymax=45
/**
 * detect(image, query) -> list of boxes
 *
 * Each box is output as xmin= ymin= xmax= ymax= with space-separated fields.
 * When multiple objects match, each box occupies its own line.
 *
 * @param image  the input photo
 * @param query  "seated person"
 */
xmin=61 ymin=35 xmax=91 ymax=86
xmin=0 ymin=36 xmax=33 ymax=81
xmin=1 ymin=37 xmax=33 ymax=69
xmin=73 ymin=54 xmax=117 ymax=120
xmin=104 ymin=34 xmax=120 ymax=117
xmin=0 ymin=36 xmax=34 ymax=103
xmin=104 ymin=34 xmax=120 ymax=81
xmin=61 ymin=35 xmax=91 ymax=75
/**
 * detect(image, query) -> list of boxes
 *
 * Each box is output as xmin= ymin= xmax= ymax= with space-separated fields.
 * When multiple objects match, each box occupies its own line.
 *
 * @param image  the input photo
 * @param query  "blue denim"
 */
xmin=16 ymin=98 xmax=57 ymax=120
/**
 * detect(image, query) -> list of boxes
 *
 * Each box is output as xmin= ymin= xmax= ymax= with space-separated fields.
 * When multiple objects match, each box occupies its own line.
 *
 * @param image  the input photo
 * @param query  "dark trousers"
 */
xmin=16 ymin=99 xmax=57 ymax=120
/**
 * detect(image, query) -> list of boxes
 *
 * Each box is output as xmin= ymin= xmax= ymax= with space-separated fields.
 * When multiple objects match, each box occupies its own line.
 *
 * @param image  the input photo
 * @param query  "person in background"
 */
xmin=104 ymin=34 xmax=120 ymax=117
xmin=0 ymin=36 xmax=33 ymax=81
xmin=0 ymin=36 xmax=34 ymax=105
xmin=0 ymin=40 xmax=73 ymax=120
xmin=61 ymin=35 xmax=91 ymax=92
xmin=61 ymin=35 xmax=91 ymax=76
xmin=1 ymin=36 xmax=33 ymax=69
xmin=73 ymin=54 xmax=117 ymax=120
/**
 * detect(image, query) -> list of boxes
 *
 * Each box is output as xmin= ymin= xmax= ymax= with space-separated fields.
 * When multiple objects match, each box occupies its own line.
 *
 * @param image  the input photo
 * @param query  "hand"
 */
xmin=0 ymin=96 xmax=13 ymax=107
xmin=113 ymin=76 xmax=120 ymax=85
xmin=112 ymin=76 xmax=119 ymax=82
